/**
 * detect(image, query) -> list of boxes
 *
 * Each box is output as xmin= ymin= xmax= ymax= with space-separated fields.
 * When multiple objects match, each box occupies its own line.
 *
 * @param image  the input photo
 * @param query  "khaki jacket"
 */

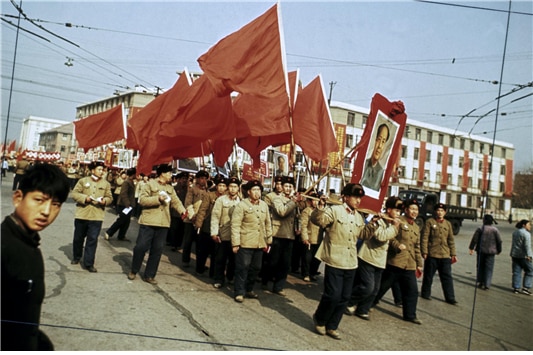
xmin=138 ymin=179 xmax=186 ymax=228
xmin=271 ymin=195 xmax=297 ymax=240
xmin=117 ymin=177 xmax=136 ymax=208
xmin=387 ymin=216 xmax=423 ymax=270
xmin=358 ymin=218 xmax=398 ymax=269
xmin=184 ymin=184 xmax=208 ymax=224
xmin=71 ymin=176 xmax=113 ymax=221
xmin=311 ymin=204 xmax=377 ymax=270
xmin=210 ymin=194 xmax=240 ymax=241
xmin=231 ymin=199 xmax=272 ymax=249
xmin=300 ymin=206 xmax=321 ymax=244
xmin=15 ymin=159 xmax=29 ymax=175
xmin=195 ymin=191 xmax=220 ymax=232
xmin=421 ymin=218 xmax=456 ymax=258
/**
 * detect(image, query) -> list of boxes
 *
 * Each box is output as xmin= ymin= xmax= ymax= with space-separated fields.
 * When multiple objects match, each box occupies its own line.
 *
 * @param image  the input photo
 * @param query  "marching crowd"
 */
xmin=2 ymin=159 xmax=532 ymax=349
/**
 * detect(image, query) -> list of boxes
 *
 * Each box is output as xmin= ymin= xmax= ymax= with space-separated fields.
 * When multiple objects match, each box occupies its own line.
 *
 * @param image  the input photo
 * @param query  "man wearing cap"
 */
xmin=300 ymin=193 xmax=323 ymax=282
xmin=231 ymin=180 xmax=272 ymax=303
xmin=194 ymin=174 xmax=227 ymax=277
xmin=310 ymin=183 xmax=379 ymax=340
xmin=420 ymin=203 xmax=458 ymax=304
xmin=128 ymin=164 xmax=186 ymax=284
xmin=167 ymin=172 xmax=189 ymax=250
xmin=105 ymin=168 xmax=137 ymax=242
xmin=468 ymin=214 xmax=502 ymax=290
xmin=70 ymin=161 xmax=113 ymax=272
xmin=374 ymin=198 xmax=424 ymax=325
xmin=345 ymin=196 xmax=402 ymax=320
xmin=210 ymin=176 xmax=241 ymax=288
xmin=262 ymin=176 xmax=301 ymax=296
xmin=181 ymin=170 xmax=209 ymax=268
xmin=260 ymin=175 xmax=283 ymax=281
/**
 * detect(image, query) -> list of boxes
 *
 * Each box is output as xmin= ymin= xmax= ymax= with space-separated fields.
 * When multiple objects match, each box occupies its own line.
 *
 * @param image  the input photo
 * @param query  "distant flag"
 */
xmin=74 ymin=104 xmax=125 ymax=151
xmin=292 ymin=75 xmax=338 ymax=162
xmin=197 ymin=3 xmax=289 ymax=100
xmin=7 ymin=140 xmax=16 ymax=152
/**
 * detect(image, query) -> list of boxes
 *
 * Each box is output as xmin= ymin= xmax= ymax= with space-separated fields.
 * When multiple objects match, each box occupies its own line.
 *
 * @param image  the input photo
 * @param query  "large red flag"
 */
xmin=293 ymin=75 xmax=338 ymax=162
xmin=7 ymin=140 xmax=16 ymax=152
xmin=197 ymin=4 xmax=289 ymax=99
xmin=74 ymin=104 xmax=125 ymax=151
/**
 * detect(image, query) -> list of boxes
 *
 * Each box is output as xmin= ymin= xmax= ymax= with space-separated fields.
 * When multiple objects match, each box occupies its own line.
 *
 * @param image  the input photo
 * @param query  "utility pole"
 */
xmin=328 ymin=81 xmax=336 ymax=106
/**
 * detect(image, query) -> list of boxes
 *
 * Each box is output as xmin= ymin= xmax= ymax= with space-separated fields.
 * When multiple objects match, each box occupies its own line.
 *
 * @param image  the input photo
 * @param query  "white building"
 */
xmin=19 ymin=116 xmax=70 ymax=152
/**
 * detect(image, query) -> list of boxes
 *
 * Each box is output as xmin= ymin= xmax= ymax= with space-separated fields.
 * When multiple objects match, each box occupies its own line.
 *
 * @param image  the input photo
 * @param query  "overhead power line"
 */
xmin=415 ymin=0 xmax=533 ymax=16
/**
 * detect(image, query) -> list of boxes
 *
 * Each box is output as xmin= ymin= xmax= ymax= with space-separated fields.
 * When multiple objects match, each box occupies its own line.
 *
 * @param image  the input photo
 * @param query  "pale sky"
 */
xmin=1 ymin=0 xmax=531 ymax=170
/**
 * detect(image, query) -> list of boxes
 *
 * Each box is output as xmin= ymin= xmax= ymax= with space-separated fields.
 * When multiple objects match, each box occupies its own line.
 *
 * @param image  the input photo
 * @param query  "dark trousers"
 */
xmin=196 ymin=231 xmax=215 ymax=276
xmin=167 ymin=216 xmax=185 ymax=248
xmin=234 ymin=248 xmax=263 ymax=296
xmin=72 ymin=219 xmax=102 ymax=268
xmin=421 ymin=257 xmax=455 ymax=301
xmin=476 ymin=253 xmax=496 ymax=288
xmin=348 ymin=258 xmax=384 ymax=314
xmin=106 ymin=205 xmax=132 ymax=240
xmin=131 ymin=225 xmax=167 ymax=279
xmin=375 ymin=265 xmax=419 ymax=320
xmin=314 ymin=265 xmax=356 ymax=331
xmin=291 ymin=236 xmax=305 ymax=273
xmin=262 ymin=237 xmax=293 ymax=292
xmin=181 ymin=222 xmax=196 ymax=264
xmin=302 ymin=243 xmax=321 ymax=277
xmin=214 ymin=240 xmax=235 ymax=284
xmin=12 ymin=173 xmax=23 ymax=190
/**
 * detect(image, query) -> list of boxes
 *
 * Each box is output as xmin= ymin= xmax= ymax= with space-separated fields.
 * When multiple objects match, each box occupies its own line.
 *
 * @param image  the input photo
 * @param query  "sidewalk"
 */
xmin=2 ymin=174 xmax=531 ymax=351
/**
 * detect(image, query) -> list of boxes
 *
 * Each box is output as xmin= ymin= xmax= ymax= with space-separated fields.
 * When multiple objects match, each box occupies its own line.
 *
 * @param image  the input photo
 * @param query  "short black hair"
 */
xmin=18 ymin=164 xmax=70 ymax=203
xmin=376 ymin=123 xmax=390 ymax=142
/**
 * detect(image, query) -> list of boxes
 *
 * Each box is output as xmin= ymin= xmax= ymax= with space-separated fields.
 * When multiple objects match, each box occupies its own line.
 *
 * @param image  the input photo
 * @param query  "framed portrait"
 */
xmin=272 ymin=151 xmax=288 ymax=177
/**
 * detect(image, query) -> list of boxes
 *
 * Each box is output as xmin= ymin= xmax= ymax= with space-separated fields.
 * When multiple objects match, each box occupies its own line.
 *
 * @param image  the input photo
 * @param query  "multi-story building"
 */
xmin=38 ymin=122 xmax=75 ymax=162
xmin=19 ymin=116 xmax=70 ymax=152
xmin=327 ymin=100 xmax=514 ymax=219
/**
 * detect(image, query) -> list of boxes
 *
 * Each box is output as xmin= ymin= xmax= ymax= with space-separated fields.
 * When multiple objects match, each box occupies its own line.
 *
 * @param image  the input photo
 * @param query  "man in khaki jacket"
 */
xmin=128 ymin=164 xmax=186 ymax=284
xmin=71 ymin=161 xmax=113 ymax=272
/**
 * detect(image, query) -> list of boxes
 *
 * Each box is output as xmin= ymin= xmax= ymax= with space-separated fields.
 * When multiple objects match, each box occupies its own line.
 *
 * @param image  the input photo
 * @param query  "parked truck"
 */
xmin=398 ymin=190 xmax=478 ymax=235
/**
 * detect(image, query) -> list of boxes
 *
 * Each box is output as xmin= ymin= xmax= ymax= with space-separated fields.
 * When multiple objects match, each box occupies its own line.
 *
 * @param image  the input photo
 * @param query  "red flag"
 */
xmin=293 ymin=75 xmax=338 ymax=162
xmin=74 ymin=104 xmax=125 ymax=151
xmin=7 ymin=140 xmax=16 ymax=152
xmin=234 ymin=70 xmax=299 ymax=167
xmin=197 ymin=4 xmax=289 ymax=99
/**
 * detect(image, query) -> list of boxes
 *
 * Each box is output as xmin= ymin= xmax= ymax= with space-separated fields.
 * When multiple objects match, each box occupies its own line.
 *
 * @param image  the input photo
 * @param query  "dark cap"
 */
xmin=195 ymin=170 xmax=209 ymax=179
xmin=483 ymin=214 xmax=497 ymax=225
xmin=341 ymin=183 xmax=365 ymax=197
xmin=175 ymin=171 xmax=189 ymax=179
xmin=385 ymin=196 xmax=403 ymax=210
xmin=88 ymin=160 xmax=105 ymax=170
xmin=281 ymin=176 xmax=295 ymax=187
xmin=435 ymin=202 xmax=447 ymax=211
xmin=243 ymin=179 xmax=263 ymax=192
xmin=227 ymin=176 xmax=241 ymax=186
xmin=156 ymin=164 xmax=173 ymax=176
xmin=404 ymin=198 xmax=419 ymax=208
xmin=273 ymin=175 xmax=283 ymax=183
xmin=126 ymin=167 xmax=137 ymax=177
xmin=213 ymin=174 xmax=226 ymax=185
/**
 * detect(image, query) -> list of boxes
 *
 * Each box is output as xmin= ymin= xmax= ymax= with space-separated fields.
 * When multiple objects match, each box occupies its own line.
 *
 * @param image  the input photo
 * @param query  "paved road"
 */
xmin=2 ymin=174 xmax=532 ymax=351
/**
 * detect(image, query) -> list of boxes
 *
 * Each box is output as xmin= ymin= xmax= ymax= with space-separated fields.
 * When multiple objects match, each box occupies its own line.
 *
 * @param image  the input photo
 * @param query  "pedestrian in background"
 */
xmin=420 ymin=202 xmax=458 ymax=305
xmin=12 ymin=154 xmax=29 ymax=190
xmin=469 ymin=214 xmax=502 ymax=290
xmin=510 ymin=219 xmax=532 ymax=295
xmin=2 ymin=164 xmax=70 ymax=350
xmin=105 ymin=167 xmax=137 ymax=241
xmin=71 ymin=161 xmax=113 ymax=272
xmin=300 ymin=192 xmax=322 ymax=282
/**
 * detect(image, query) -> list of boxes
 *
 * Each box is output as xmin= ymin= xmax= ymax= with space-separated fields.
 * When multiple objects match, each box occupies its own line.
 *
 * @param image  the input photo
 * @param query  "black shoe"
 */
xmin=355 ymin=313 xmax=370 ymax=321
xmin=394 ymin=302 xmax=403 ymax=307
xmin=446 ymin=299 xmax=458 ymax=305
xmin=421 ymin=295 xmax=432 ymax=300
xmin=404 ymin=318 xmax=422 ymax=325
xmin=71 ymin=259 xmax=80 ymax=265
xmin=86 ymin=266 xmax=98 ymax=273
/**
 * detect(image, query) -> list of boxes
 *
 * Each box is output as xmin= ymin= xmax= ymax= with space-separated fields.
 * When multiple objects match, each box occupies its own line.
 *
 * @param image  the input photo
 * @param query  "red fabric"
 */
xmin=7 ymin=140 xmax=16 ymax=152
xmin=197 ymin=4 xmax=288 ymax=99
xmin=293 ymin=75 xmax=338 ymax=162
xmin=74 ymin=104 xmax=124 ymax=151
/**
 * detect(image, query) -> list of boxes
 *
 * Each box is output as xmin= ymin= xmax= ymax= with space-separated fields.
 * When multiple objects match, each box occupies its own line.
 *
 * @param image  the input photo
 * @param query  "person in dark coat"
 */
xmin=1 ymin=164 xmax=70 ymax=350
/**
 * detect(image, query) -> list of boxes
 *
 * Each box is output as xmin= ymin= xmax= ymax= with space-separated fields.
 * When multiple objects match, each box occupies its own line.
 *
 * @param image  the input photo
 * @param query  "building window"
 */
xmin=415 ymin=128 xmax=421 ymax=140
xmin=404 ymin=125 xmax=410 ymax=138
xmin=362 ymin=115 xmax=368 ymax=126
xmin=437 ymin=152 xmax=442 ymax=164
xmin=412 ymin=168 xmax=418 ymax=180
xmin=347 ymin=112 xmax=355 ymax=126
xmin=346 ymin=134 xmax=353 ymax=148
xmin=501 ymin=147 xmax=506 ymax=158
xmin=447 ymin=173 xmax=452 ymax=184
xmin=467 ymin=195 xmax=472 ymax=207
xmin=478 ymin=178 xmax=483 ymax=190
xmin=446 ymin=194 xmax=452 ymax=205
xmin=500 ymin=165 xmax=506 ymax=175
xmin=424 ymin=170 xmax=430 ymax=182
xmin=459 ymin=156 xmax=464 ymax=168
xmin=500 ymin=182 xmax=505 ymax=193
xmin=478 ymin=161 xmax=483 ymax=171
xmin=456 ymin=194 xmax=461 ymax=205
xmin=427 ymin=131 xmax=433 ymax=143
xmin=450 ymin=137 xmax=455 ymax=148
xmin=448 ymin=155 xmax=453 ymax=166
xmin=468 ymin=177 xmax=473 ymax=187
xmin=458 ymin=175 xmax=462 ymax=186
xmin=469 ymin=158 xmax=473 ymax=170
xmin=460 ymin=138 xmax=465 ymax=149
xmin=414 ymin=148 xmax=419 ymax=160
xmin=425 ymin=150 xmax=431 ymax=162
xmin=470 ymin=140 xmax=475 ymax=151
xmin=343 ymin=157 xmax=351 ymax=170
xmin=498 ymin=199 xmax=505 ymax=210
xmin=438 ymin=134 xmax=444 ymax=145
xmin=480 ymin=143 xmax=484 ymax=153
xmin=60 ymin=145 xmax=66 ymax=152
xmin=436 ymin=172 xmax=442 ymax=183
xmin=401 ymin=145 xmax=407 ymax=158
xmin=62 ymin=133 xmax=68 ymax=141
